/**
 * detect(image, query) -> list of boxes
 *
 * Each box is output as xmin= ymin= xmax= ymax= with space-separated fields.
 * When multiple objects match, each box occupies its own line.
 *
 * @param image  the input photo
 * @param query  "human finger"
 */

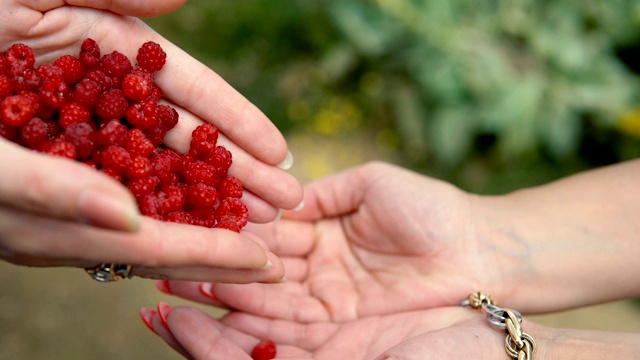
xmin=0 ymin=207 xmax=271 ymax=272
xmin=0 ymin=140 xmax=139 ymax=232
xmin=30 ymin=0 xmax=187 ymax=17
xmin=243 ymin=220 xmax=317 ymax=257
xmin=139 ymin=306 xmax=193 ymax=359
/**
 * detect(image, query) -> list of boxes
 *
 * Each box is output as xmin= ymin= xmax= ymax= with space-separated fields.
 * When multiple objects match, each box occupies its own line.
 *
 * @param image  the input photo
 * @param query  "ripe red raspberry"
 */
xmin=96 ymin=119 xmax=128 ymax=147
xmin=72 ymin=78 xmax=101 ymax=107
xmin=65 ymin=122 xmax=96 ymax=159
xmin=157 ymin=104 xmax=179 ymax=131
xmin=121 ymin=71 xmax=152 ymax=100
xmin=126 ymin=155 xmax=153 ymax=178
xmin=79 ymin=38 xmax=101 ymax=68
xmin=127 ymin=176 xmax=160 ymax=200
xmin=125 ymin=128 xmax=155 ymax=157
xmin=206 ymin=145 xmax=233 ymax=177
xmin=187 ymin=183 xmax=219 ymax=209
xmin=215 ymin=197 xmax=248 ymax=231
xmin=36 ymin=64 xmax=64 ymax=82
xmin=219 ymin=176 xmax=243 ymax=199
xmin=84 ymin=69 xmax=113 ymax=91
xmin=99 ymin=50 xmax=132 ymax=79
xmin=0 ymin=75 xmax=13 ymax=98
xmin=10 ymin=67 xmax=40 ymax=91
xmin=126 ymin=97 xmax=159 ymax=130
xmin=183 ymin=160 xmax=217 ymax=185
xmin=190 ymin=123 xmax=219 ymax=157
xmin=1 ymin=94 xmax=37 ymax=126
xmin=19 ymin=117 xmax=47 ymax=147
xmin=39 ymin=78 xmax=71 ymax=108
xmin=160 ymin=184 xmax=187 ymax=213
xmin=95 ymin=88 xmax=128 ymax=120
xmin=191 ymin=209 xmax=217 ymax=228
xmin=47 ymin=140 xmax=76 ymax=159
xmin=145 ymin=126 xmax=167 ymax=147
xmin=136 ymin=41 xmax=167 ymax=72
xmin=53 ymin=55 xmax=85 ymax=85
xmin=138 ymin=192 xmax=164 ymax=220
xmin=99 ymin=167 xmax=123 ymax=183
xmin=101 ymin=145 xmax=131 ymax=174
xmin=148 ymin=83 xmax=162 ymax=100
xmin=5 ymin=43 xmax=35 ymax=68
xmin=58 ymin=102 xmax=90 ymax=129
xmin=251 ymin=340 xmax=277 ymax=360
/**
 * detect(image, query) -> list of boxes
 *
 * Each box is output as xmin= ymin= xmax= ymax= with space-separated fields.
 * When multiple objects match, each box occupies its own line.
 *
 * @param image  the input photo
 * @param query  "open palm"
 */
xmin=165 ymin=162 xmax=503 ymax=320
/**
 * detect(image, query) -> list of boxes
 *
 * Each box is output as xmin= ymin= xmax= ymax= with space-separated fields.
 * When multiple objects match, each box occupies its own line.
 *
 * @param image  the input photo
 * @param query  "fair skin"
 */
xmin=148 ymin=161 xmax=640 ymax=358
xmin=0 ymin=0 xmax=303 ymax=282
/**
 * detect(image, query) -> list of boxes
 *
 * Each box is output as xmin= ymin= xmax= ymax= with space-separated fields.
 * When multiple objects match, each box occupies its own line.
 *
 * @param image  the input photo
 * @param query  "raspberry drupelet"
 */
xmin=0 ymin=39 xmax=249 ymax=232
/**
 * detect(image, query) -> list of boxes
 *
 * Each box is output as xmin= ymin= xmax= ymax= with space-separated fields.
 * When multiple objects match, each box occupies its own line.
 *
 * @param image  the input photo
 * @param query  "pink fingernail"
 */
xmin=139 ymin=307 xmax=158 ymax=335
xmin=156 ymin=280 xmax=172 ymax=295
xmin=156 ymin=302 xmax=173 ymax=330
xmin=199 ymin=283 xmax=218 ymax=301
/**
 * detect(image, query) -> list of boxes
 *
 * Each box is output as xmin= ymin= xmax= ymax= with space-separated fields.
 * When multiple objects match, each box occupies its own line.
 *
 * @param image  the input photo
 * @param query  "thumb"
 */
xmin=65 ymin=0 xmax=188 ymax=18
xmin=0 ymin=139 xmax=140 ymax=232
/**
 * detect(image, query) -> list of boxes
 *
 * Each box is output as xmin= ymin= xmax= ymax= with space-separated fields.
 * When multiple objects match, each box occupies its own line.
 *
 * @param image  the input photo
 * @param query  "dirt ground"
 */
xmin=2 ymin=133 xmax=639 ymax=359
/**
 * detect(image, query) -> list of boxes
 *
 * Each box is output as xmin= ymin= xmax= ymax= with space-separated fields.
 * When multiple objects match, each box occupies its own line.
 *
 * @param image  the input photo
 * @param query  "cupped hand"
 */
xmin=142 ymin=303 xmax=518 ymax=360
xmin=0 ymin=0 xmax=302 ymax=280
xmin=161 ymin=162 xmax=508 ymax=320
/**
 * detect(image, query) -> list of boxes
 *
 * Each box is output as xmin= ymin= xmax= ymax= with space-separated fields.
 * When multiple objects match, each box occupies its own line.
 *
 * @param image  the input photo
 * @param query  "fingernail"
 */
xmin=157 ymin=302 xmax=173 ymax=330
xmin=280 ymin=276 xmax=287 ymax=283
xmin=277 ymin=150 xmax=293 ymax=170
xmin=199 ymin=283 xmax=218 ymax=301
xmin=293 ymin=199 xmax=304 ymax=211
xmin=139 ymin=307 xmax=158 ymax=335
xmin=77 ymin=189 xmax=140 ymax=232
xmin=261 ymin=260 xmax=273 ymax=270
xmin=156 ymin=280 xmax=172 ymax=295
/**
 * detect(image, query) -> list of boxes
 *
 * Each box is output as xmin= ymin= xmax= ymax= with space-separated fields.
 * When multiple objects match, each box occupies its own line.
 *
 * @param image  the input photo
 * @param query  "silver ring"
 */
xmin=85 ymin=263 xmax=133 ymax=282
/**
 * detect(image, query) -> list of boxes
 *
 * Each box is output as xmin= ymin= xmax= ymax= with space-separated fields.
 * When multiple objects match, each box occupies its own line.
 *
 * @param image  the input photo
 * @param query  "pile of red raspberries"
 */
xmin=0 ymin=39 xmax=248 ymax=232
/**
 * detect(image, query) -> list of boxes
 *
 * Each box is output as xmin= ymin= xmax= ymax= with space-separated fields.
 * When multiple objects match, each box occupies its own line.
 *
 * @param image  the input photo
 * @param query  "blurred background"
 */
xmin=3 ymin=0 xmax=640 ymax=359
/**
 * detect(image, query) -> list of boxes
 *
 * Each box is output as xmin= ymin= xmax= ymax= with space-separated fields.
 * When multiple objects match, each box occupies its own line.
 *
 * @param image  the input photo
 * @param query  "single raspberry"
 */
xmin=19 ymin=117 xmax=48 ymax=147
xmin=206 ymin=145 xmax=233 ymax=177
xmin=164 ymin=211 xmax=194 ymax=224
xmin=126 ymin=155 xmax=153 ymax=178
xmin=183 ymin=160 xmax=217 ymax=185
xmin=219 ymin=176 xmax=243 ymax=199
xmin=126 ymin=176 xmax=160 ymax=200
xmin=84 ymin=69 xmax=113 ymax=91
xmin=121 ymin=71 xmax=152 ymax=100
xmin=36 ymin=64 xmax=64 ymax=82
xmin=0 ymin=74 xmax=13 ymax=98
xmin=145 ymin=126 xmax=167 ymax=147
xmin=42 ymin=118 xmax=61 ymax=138
xmin=250 ymin=340 xmax=277 ymax=360
xmin=160 ymin=185 xmax=187 ymax=213
xmin=39 ymin=78 xmax=71 ymax=108
xmin=1 ymin=94 xmax=37 ymax=126
xmin=151 ymin=151 xmax=179 ymax=185
xmin=190 ymin=123 xmax=219 ymax=157
xmin=5 ymin=43 xmax=35 ymax=68
xmin=72 ymin=78 xmax=101 ymax=107
xmin=187 ymin=182 xmax=219 ymax=209
xmin=11 ymin=67 xmax=40 ymax=91
xmin=126 ymin=97 xmax=159 ymax=130
xmin=101 ymin=145 xmax=131 ymax=174
xmin=136 ymin=41 xmax=167 ymax=72
xmin=157 ymin=104 xmax=179 ymax=131
xmin=99 ymin=50 xmax=132 ymax=79
xmin=65 ymin=122 xmax=96 ymax=159
xmin=191 ymin=209 xmax=217 ymax=228
xmin=46 ymin=140 xmax=76 ymax=159
xmin=96 ymin=119 xmax=128 ymax=147
xmin=53 ymin=55 xmax=85 ymax=85
xmin=215 ymin=197 xmax=249 ymax=231
xmin=79 ymin=38 xmax=101 ymax=68
xmin=138 ymin=193 xmax=164 ymax=219
xmin=95 ymin=88 xmax=128 ymax=120
xmin=125 ymin=128 xmax=155 ymax=157
xmin=148 ymin=83 xmax=162 ymax=100
xmin=58 ymin=102 xmax=90 ymax=129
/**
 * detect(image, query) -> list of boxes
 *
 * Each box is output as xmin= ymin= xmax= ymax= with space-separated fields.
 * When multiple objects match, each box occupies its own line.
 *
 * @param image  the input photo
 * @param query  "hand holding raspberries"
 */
xmin=0 ymin=0 xmax=300 ymax=284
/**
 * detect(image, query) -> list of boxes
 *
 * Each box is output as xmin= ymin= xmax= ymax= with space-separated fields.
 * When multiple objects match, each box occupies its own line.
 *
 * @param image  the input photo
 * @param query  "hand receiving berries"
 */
xmin=0 ymin=40 xmax=249 ymax=232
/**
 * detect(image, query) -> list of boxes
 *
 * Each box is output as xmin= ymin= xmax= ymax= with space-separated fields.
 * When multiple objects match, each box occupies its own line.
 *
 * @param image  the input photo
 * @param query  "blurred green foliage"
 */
xmin=146 ymin=0 xmax=640 ymax=193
